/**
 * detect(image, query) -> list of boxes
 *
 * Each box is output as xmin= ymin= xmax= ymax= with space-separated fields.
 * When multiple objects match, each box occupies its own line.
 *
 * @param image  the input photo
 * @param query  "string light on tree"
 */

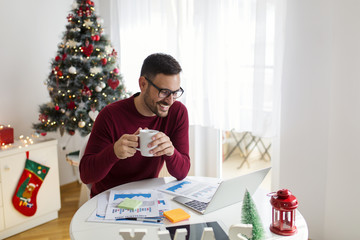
xmin=33 ymin=0 xmax=129 ymax=137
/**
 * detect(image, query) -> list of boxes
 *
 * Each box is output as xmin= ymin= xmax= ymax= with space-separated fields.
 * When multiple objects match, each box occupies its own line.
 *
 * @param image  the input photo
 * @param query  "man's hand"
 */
xmin=114 ymin=128 xmax=141 ymax=159
xmin=148 ymin=132 xmax=174 ymax=157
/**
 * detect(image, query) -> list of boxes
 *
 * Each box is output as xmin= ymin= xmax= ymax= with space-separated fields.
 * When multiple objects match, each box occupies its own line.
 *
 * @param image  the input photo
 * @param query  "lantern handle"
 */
xmin=266 ymin=192 xmax=277 ymax=197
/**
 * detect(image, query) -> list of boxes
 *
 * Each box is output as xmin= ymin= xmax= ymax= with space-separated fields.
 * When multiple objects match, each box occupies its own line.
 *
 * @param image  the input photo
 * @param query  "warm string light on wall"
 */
xmin=0 ymin=133 xmax=38 ymax=151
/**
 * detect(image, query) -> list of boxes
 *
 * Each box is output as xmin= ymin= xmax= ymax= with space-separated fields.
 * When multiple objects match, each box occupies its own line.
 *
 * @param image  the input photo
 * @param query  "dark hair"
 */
xmin=140 ymin=53 xmax=182 ymax=79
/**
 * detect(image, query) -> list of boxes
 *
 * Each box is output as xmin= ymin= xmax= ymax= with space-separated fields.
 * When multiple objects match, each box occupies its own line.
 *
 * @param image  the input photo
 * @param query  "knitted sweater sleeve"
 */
xmin=163 ymin=104 xmax=191 ymax=180
xmin=79 ymin=107 xmax=119 ymax=185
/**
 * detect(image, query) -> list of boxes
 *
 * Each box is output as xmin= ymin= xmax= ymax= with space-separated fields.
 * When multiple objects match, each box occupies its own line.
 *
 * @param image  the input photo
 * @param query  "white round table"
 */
xmin=70 ymin=177 xmax=308 ymax=239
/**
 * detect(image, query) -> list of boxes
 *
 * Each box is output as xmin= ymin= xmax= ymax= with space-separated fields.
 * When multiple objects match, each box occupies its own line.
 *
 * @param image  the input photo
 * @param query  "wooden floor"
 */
xmin=6 ymin=181 xmax=81 ymax=240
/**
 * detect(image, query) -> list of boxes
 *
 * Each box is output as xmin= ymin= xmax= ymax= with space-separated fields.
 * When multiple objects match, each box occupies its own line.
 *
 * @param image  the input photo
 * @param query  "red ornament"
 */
xmin=55 ymin=56 xmax=61 ymax=61
xmin=82 ymin=85 xmax=92 ymax=96
xmin=55 ymin=105 xmax=60 ymax=111
xmin=67 ymin=101 xmax=76 ymax=110
xmin=269 ymin=189 xmax=298 ymax=236
xmin=91 ymin=35 xmax=100 ymax=41
xmin=77 ymin=8 xmax=83 ymax=17
xmin=113 ymin=68 xmax=119 ymax=74
xmin=67 ymin=14 xmax=74 ymax=22
xmin=85 ymin=7 xmax=91 ymax=17
xmin=101 ymin=58 xmax=107 ymax=65
xmin=62 ymin=54 xmax=67 ymax=61
xmin=55 ymin=66 xmax=59 ymax=71
xmin=39 ymin=114 xmax=48 ymax=123
xmin=107 ymin=78 xmax=120 ymax=90
xmin=57 ymin=70 xmax=63 ymax=77
xmin=81 ymin=40 xmax=94 ymax=57
xmin=110 ymin=49 xmax=117 ymax=57
xmin=68 ymin=130 xmax=75 ymax=135
xmin=40 ymin=132 xmax=47 ymax=136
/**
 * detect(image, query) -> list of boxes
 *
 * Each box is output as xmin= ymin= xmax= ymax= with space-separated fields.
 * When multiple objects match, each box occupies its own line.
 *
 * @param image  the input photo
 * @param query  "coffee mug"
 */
xmin=136 ymin=129 xmax=159 ymax=157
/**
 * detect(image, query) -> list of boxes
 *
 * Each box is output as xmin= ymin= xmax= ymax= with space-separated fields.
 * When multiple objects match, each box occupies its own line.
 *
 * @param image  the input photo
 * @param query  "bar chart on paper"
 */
xmin=111 ymin=207 xmax=151 ymax=214
xmin=158 ymin=179 xmax=220 ymax=203
xmin=166 ymin=181 xmax=192 ymax=193
xmin=114 ymin=193 xmax=152 ymax=200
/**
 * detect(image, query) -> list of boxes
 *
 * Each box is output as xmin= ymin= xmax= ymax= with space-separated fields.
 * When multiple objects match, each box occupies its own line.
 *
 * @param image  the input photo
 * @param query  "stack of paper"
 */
xmin=87 ymin=178 xmax=219 ymax=225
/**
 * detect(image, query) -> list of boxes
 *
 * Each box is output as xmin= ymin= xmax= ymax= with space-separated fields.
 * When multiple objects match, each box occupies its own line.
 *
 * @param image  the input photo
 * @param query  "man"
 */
xmin=79 ymin=53 xmax=191 ymax=197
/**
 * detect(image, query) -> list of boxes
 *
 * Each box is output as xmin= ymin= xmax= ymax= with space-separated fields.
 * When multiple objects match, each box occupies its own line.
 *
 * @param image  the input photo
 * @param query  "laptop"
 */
xmin=173 ymin=167 xmax=271 ymax=214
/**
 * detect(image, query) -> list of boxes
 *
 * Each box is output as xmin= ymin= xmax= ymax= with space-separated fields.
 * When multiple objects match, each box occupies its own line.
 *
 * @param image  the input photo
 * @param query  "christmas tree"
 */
xmin=33 ymin=0 xmax=129 ymax=137
xmin=241 ymin=189 xmax=265 ymax=240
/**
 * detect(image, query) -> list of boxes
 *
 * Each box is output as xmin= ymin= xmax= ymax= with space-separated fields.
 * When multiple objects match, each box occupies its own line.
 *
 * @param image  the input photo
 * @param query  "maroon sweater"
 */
xmin=79 ymin=93 xmax=190 ymax=197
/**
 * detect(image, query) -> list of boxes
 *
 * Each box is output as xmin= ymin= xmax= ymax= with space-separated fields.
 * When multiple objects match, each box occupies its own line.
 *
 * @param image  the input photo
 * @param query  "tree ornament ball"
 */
xmin=95 ymin=85 xmax=102 ymax=92
xmin=55 ymin=105 xmax=60 ymax=111
xmin=78 ymin=120 xmax=86 ymax=128
xmin=69 ymin=66 xmax=77 ymax=74
xmin=99 ymin=81 xmax=106 ymax=88
xmin=101 ymin=58 xmax=107 ymax=65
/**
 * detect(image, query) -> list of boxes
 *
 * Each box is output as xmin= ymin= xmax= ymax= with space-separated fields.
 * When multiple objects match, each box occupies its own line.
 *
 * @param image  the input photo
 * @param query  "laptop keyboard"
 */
xmin=184 ymin=200 xmax=209 ymax=212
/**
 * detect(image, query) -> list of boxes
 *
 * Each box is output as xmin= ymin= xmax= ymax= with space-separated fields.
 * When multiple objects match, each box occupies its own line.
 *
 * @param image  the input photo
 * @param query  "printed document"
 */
xmin=87 ymin=189 xmax=171 ymax=224
xmin=157 ymin=178 xmax=220 ymax=203
xmin=105 ymin=189 xmax=160 ymax=220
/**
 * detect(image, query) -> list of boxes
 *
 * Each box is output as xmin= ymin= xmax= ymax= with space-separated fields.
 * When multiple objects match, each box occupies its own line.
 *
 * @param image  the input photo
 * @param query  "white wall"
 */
xmin=281 ymin=0 xmax=360 ymax=239
xmin=325 ymin=1 xmax=360 ymax=239
xmin=0 ymin=0 xmax=81 ymax=185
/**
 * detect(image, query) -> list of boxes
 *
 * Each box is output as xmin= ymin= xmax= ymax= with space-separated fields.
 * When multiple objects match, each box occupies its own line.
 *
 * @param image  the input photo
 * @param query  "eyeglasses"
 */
xmin=144 ymin=77 xmax=184 ymax=99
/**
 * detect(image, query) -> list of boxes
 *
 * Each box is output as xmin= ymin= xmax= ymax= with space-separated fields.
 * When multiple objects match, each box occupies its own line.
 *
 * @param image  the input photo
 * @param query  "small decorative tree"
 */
xmin=33 ymin=0 xmax=129 ymax=137
xmin=241 ymin=189 xmax=265 ymax=240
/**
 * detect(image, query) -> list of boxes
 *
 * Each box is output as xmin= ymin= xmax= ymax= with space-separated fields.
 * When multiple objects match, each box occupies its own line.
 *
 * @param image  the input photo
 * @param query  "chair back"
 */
xmin=79 ymin=134 xmax=92 ymax=190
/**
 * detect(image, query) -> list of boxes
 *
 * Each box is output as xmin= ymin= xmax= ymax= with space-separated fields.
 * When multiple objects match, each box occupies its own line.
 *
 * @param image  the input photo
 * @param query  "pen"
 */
xmin=116 ymin=217 xmax=163 ymax=223
xmin=137 ymin=218 xmax=162 ymax=223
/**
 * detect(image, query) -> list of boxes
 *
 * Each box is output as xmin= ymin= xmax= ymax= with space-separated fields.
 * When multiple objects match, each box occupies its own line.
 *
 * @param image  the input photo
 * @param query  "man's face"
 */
xmin=143 ymin=73 xmax=181 ymax=117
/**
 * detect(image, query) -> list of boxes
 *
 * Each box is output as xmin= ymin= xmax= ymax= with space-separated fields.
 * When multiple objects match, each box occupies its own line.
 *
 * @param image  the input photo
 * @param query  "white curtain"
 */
xmin=108 ymin=0 xmax=284 ymax=137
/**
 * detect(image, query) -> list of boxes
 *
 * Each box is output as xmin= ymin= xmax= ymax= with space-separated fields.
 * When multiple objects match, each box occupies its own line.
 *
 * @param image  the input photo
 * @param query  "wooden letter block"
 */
xmin=119 ymin=228 xmax=147 ymax=240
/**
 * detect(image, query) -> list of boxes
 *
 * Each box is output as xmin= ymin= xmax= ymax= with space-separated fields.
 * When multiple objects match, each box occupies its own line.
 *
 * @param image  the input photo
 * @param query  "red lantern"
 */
xmin=269 ymin=189 xmax=298 ymax=236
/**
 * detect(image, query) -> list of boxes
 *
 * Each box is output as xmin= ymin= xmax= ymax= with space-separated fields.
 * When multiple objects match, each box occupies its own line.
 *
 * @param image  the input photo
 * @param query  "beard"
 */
xmin=144 ymin=88 xmax=170 ymax=117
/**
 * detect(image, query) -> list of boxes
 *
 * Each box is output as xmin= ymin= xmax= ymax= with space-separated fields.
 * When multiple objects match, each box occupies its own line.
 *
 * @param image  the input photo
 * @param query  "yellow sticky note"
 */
xmin=164 ymin=208 xmax=190 ymax=223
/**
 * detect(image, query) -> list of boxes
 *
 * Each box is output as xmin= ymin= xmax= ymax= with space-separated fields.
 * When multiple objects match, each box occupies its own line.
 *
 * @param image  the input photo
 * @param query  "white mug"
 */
xmin=136 ymin=129 xmax=159 ymax=157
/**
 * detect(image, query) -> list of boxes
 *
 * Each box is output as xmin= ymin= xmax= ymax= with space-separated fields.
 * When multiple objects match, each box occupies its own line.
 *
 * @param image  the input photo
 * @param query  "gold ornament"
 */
xmin=78 ymin=120 xmax=86 ymax=128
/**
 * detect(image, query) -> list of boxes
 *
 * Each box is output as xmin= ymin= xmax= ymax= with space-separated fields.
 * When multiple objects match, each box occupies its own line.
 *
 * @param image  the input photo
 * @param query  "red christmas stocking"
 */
xmin=12 ymin=152 xmax=50 ymax=216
